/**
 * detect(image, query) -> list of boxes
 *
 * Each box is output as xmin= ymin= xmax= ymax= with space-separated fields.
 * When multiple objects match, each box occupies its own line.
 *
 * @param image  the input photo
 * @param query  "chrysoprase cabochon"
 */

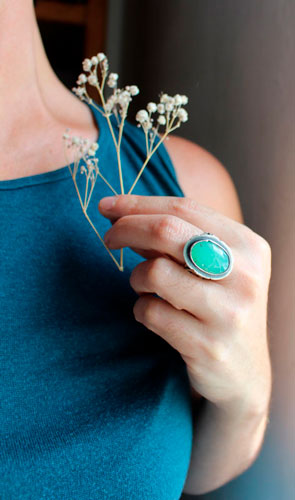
xmin=183 ymin=233 xmax=233 ymax=280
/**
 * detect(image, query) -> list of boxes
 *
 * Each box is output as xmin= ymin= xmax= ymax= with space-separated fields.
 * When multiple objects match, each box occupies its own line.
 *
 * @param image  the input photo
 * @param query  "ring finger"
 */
xmin=130 ymin=255 xmax=227 ymax=323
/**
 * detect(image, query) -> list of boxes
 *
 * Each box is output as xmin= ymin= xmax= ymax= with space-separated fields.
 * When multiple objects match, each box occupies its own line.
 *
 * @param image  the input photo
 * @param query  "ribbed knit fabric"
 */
xmin=0 ymin=100 xmax=193 ymax=500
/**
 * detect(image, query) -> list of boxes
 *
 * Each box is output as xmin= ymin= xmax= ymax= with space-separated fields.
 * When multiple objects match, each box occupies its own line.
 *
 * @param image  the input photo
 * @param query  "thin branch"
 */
xmin=127 ymin=123 xmax=180 ymax=195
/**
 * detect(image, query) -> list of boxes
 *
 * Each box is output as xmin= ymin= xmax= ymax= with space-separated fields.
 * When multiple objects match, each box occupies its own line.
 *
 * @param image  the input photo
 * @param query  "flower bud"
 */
xmin=130 ymin=85 xmax=139 ymax=96
xmin=177 ymin=108 xmax=188 ymax=122
xmin=165 ymin=102 xmax=174 ymax=112
xmin=77 ymin=73 xmax=87 ymax=84
xmin=174 ymin=94 xmax=183 ymax=106
xmin=97 ymin=52 xmax=106 ymax=62
xmin=147 ymin=102 xmax=157 ymax=113
xmin=157 ymin=103 xmax=165 ymax=114
xmin=160 ymin=93 xmax=169 ymax=103
xmin=136 ymin=110 xmax=149 ymax=123
xmin=82 ymin=58 xmax=92 ymax=72
xmin=88 ymin=75 xmax=98 ymax=86
xmin=157 ymin=115 xmax=166 ymax=125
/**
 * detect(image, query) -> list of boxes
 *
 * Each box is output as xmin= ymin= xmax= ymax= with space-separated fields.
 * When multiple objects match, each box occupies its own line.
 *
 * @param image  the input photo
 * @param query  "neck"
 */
xmin=0 ymin=0 xmax=93 ymax=147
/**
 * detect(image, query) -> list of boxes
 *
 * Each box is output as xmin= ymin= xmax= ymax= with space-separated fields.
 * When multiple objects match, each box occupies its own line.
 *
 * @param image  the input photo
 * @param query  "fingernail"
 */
xmin=100 ymin=196 xmax=116 ymax=211
xmin=104 ymin=229 xmax=112 ymax=245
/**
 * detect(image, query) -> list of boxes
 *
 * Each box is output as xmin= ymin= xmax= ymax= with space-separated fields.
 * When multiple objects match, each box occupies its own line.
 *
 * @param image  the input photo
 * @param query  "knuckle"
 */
xmin=139 ymin=296 xmax=159 ymax=325
xmin=221 ymin=303 xmax=246 ymax=330
xmin=255 ymin=234 xmax=272 ymax=257
xmin=153 ymin=215 xmax=181 ymax=243
xmin=208 ymin=339 xmax=230 ymax=363
xmin=145 ymin=257 xmax=171 ymax=289
xmin=238 ymin=264 xmax=261 ymax=301
xmin=129 ymin=260 xmax=145 ymax=289
xmin=170 ymin=197 xmax=199 ymax=216
xmin=116 ymin=194 xmax=138 ymax=212
xmin=245 ymin=229 xmax=272 ymax=264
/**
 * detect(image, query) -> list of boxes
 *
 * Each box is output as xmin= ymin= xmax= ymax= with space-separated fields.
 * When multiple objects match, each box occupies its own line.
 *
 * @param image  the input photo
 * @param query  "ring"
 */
xmin=183 ymin=232 xmax=234 ymax=280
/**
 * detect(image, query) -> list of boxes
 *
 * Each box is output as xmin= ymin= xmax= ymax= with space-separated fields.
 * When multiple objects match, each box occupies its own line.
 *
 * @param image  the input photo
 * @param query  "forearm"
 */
xmin=182 ymin=397 xmax=269 ymax=495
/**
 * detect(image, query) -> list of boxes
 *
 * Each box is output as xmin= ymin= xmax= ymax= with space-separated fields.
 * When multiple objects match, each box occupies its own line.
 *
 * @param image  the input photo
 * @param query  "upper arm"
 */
xmin=162 ymin=134 xmax=244 ymax=224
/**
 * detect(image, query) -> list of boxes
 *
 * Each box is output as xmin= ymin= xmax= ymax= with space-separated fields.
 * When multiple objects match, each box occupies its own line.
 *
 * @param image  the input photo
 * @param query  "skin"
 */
xmin=0 ymin=0 xmax=99 ymax=180
xmin=98 ymin=194 xmax=272 ymax=495
xmin=2 ymin=0 xmax=272 ymax=495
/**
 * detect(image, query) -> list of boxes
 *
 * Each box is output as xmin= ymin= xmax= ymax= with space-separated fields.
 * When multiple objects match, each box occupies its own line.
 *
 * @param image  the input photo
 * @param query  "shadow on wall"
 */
xmin=106 ymin=1 xmax=295 ymax=499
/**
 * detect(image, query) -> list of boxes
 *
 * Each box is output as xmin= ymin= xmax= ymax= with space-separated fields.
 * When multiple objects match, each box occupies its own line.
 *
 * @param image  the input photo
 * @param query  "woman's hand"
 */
xmin=99 ymin=194 xmax=272 ymax=418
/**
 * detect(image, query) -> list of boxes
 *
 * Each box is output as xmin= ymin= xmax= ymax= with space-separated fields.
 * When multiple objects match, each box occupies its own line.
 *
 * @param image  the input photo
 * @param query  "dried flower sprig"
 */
xmin=63 ymin=52 xmax=189 ymax=272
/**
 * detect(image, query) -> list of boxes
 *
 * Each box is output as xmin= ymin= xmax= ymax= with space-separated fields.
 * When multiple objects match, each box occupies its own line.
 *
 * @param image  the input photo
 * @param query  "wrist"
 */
xmin=208 ymin=400 xmax=269 ymax=426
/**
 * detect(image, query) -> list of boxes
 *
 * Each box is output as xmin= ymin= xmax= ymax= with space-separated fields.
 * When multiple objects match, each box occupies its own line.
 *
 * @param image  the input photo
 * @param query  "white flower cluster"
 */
xmin=107 ymin=72 xmax=119 ymax=88
xmin=72 ymin=52 xmax=140 ymax=120
xmin=135 ymin=93 xmax=188 ymax=133
xmin=104 ymin=84 xmax=139 ymax=117
xmin=62 ymin=129 xmax=99 ymax=157
xmin=72 ymin=52 xmax=109 ymax=100
xmin=80 ymin=158 xmax=99 ymax=183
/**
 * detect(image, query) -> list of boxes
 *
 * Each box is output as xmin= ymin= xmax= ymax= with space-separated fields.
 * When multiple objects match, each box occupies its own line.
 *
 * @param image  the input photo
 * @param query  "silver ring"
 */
xmin=183 ymin=232 xmax=234 ymax=280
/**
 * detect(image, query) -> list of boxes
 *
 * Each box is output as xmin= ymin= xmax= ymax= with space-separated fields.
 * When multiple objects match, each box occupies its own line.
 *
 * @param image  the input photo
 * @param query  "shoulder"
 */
xmin=162 ymin=134 xmax=244 ymax=223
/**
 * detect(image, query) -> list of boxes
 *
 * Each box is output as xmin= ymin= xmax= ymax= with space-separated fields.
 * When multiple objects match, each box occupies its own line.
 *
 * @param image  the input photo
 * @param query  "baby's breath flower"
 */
xmin=107 ymin=79 xmax=117 ymax=88
xmin=177 ymin=108 xmax=188 ymax=122
xmin=129 ymin=85 xmax=139 ymax=96
xmin=109 ymin=72 xmax=118 ymax=81
xmin=147 ymin=102 xmax=157 ymax=113
xmin=157 ymin=115 xmax=166 ymax=125
xmin=66 ymin=51 xmax=190 ymax=274
xmin=160 ymin=93 xmax=169 ymax=103
xmin=136 ymin=109 xmax=149 ymax=123
xmin=90 ymin=142 xmax=99 ymax=152
xmin=82 ymin=58 xmax=92 ymax=72
xmin=97 ymin=52 xmax=106 ymax=62
xmin=104 ymin=95 xmax=116 ymax=114
xmin=77 ymin=73 xmax=87 ymax=85
xmin=91 ymin=56 xmax=98 ymax=65
xmin=165 ymin=102 xmax=174 ymax=112
xmin=88 ymin=74 xmax=98 ymax=86
xmin=71 ymin=136 xmax=81 ymax=146
xmin=157 ymin=103 xmax=165 ymax=114
xmin=142 ymin=120 xmax=153 ymax=131
xmin=107 ymin=72 xmax=119 ymax=88
xmin=101 ymin=58 xmax=109 ymax=72
xmin=72 ymin=86 xmax=86 ymax=98
xmin=174 ymin=94 xmax=183 ymax=106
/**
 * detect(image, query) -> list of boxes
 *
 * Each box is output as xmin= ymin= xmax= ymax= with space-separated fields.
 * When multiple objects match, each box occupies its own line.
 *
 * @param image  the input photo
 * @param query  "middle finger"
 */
xmin=104 ymin=213 xmax=202 ymax=265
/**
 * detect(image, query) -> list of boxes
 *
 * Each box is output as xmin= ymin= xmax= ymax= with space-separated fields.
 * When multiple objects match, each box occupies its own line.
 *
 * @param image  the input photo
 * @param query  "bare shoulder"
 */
xmin=163 ymin=134 xmax=244 ymax=223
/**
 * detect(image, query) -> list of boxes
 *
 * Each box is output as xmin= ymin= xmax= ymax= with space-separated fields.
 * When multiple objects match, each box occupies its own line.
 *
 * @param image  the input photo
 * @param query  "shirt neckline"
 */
xmin=0 ymin=99 xmax=107 ymax=190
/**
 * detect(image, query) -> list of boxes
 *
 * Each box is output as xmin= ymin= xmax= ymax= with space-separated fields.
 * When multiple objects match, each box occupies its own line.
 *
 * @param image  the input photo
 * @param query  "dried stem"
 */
xmin=68 ymin=58 xmax=188 ymax=272
xmin=63 ymin=138 xmax=124 ymax=272
xmin=128 ymin=123 xmax=180 ymax=195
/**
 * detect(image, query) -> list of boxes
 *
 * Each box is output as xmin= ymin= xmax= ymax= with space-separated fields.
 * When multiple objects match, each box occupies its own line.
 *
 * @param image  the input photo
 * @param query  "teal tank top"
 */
xmin=0 ymin=101 xmax=193 ymax=499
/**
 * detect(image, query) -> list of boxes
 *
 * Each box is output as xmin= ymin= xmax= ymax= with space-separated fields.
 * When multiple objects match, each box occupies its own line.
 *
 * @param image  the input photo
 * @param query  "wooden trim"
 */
xmin=35 ymin=1 xmax=87 ymax=25
xmin=84 ymin=0 xmax=108 ymax=57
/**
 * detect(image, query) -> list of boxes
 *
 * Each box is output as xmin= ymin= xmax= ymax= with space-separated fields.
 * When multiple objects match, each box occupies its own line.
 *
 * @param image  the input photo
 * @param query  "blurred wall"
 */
xmin=106 ymin=1 xmax=295 ymax=499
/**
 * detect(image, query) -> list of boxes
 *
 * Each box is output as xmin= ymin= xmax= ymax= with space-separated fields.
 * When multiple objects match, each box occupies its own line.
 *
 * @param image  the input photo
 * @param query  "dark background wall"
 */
xmin=106 ymin=1 xmax=295 ymax=499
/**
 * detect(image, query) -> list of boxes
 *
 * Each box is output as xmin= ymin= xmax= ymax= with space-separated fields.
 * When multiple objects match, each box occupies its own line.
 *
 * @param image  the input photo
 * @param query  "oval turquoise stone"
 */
xmin=190 ymin=240 xmax=230 ymax=275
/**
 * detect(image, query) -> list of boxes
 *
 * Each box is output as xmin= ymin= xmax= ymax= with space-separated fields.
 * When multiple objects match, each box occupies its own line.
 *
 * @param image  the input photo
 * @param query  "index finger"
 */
xmin=98 ymin=194 xmax=244 ymax=247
